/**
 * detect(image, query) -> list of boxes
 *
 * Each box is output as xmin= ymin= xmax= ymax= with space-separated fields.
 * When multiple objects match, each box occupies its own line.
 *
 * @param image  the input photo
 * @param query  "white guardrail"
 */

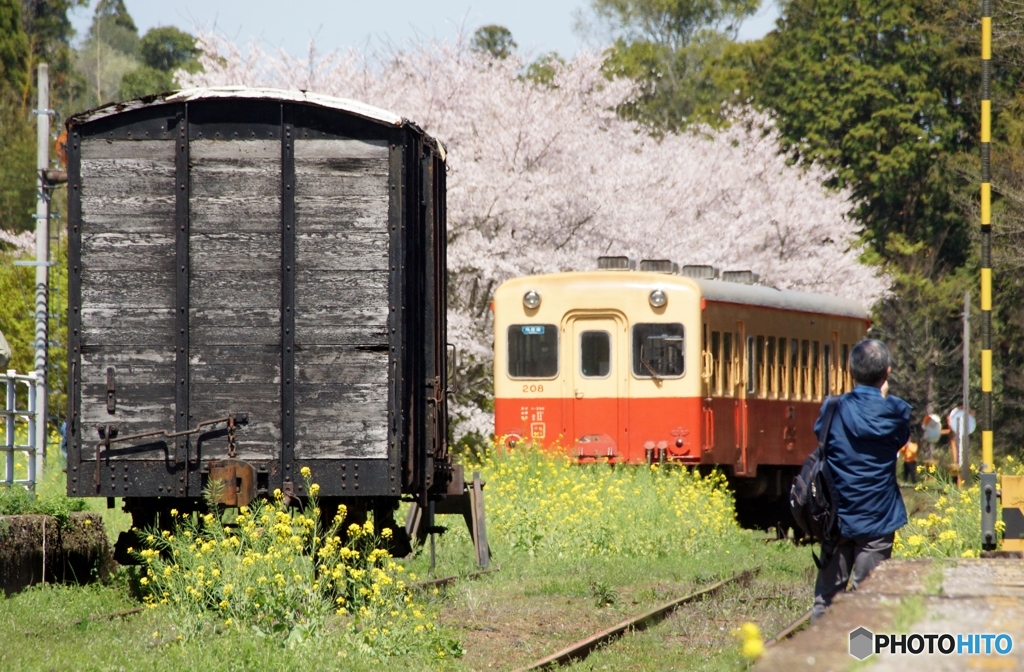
xmin=2 ymin=370 xmax=42 ymax=491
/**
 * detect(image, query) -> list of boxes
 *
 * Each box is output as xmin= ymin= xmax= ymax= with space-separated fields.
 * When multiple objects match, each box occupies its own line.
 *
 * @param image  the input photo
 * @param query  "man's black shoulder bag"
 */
xmin=789 ymin=395 xmax=841 ymax=567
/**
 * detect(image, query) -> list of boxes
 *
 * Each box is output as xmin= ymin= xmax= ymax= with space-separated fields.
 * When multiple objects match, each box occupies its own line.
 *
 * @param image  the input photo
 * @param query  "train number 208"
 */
xmin=522 ymin=384 xmax=544 ymax=393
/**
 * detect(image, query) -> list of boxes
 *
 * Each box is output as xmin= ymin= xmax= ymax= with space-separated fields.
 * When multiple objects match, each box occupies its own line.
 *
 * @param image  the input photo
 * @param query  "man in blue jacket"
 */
xmin=811 ymin=339 xmax=911 ymax=621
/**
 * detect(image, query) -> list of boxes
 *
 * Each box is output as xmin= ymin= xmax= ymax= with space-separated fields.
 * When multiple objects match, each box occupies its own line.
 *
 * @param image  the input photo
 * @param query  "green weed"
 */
xmin=895 ymin=457 xmax=1024 ymax=558
xmin=472 ymin=446 xmax=743 ymax=561
xmin=134 ymin=470 xmax=460 ymax=660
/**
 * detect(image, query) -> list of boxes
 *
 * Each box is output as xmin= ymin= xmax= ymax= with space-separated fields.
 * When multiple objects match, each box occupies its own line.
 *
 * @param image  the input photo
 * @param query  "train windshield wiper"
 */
xmin=639 ymin=346 xmax=662 ymax=382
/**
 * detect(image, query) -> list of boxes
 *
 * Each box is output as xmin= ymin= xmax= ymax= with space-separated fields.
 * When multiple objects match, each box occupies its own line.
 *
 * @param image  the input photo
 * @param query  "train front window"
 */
xmin=632 ymin=323 xmax=685 ymax=378
xmin=508 ymin=324 xmax=558 ymax=378
xmin=580 ymin=331 xmax=611 ymax=378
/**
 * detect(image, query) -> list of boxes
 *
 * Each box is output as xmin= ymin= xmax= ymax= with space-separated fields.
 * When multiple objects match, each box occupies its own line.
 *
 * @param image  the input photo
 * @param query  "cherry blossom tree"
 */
xmin=0 ymin=229 xmax=34 ymax=253
xmin=180 ymin=34 xmax=887 ymax=439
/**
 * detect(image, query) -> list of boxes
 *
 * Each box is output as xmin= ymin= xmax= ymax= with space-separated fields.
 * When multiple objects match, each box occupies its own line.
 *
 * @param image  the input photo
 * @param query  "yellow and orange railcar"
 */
xmin=493 ymin=260 xmax=869 ymax=526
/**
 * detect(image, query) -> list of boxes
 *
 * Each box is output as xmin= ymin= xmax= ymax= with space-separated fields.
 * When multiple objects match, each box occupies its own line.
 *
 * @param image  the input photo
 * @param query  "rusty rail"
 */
xmin=514 ymin=566 xmax=761 ymax=671
xmin=411 ymin=567 xmax=498 ymax=591
xmin=763 ymin=607 xmax=812 ymax=648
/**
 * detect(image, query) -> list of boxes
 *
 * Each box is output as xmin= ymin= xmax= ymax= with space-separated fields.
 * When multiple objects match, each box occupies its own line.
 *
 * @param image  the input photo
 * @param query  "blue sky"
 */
xmin=70 ymin=0 xmax=780 ymax=57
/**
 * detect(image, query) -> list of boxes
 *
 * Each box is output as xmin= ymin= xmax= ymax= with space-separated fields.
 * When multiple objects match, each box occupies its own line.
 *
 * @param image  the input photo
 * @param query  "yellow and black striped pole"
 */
xmin=980 ymin=0 xmax=997 ymax=551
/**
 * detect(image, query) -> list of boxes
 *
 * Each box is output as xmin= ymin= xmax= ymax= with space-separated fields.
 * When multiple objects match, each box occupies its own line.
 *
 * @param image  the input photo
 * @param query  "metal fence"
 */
xmin=2 ymin=370 xmax=42 ymax=491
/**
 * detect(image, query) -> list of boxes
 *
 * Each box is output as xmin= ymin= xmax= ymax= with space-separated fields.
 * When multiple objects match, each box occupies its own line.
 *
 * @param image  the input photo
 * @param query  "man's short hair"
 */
xmin=849 ymin=339 xmax=891 ymax=386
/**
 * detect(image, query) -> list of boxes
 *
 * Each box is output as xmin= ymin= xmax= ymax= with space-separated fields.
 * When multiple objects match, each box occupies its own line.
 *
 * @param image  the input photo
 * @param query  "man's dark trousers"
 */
xmin=811 ymin=534 xmax=894 ymax=621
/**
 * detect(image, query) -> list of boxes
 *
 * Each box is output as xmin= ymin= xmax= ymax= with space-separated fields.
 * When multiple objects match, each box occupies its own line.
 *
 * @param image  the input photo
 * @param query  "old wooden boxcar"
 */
xmin=65 ymin=88 xmax=452 ymax=554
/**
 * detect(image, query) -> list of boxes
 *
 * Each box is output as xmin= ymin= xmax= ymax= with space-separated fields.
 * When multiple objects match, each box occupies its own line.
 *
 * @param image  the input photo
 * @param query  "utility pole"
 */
xmin=34 ymin=63 xmax=50 ymax=474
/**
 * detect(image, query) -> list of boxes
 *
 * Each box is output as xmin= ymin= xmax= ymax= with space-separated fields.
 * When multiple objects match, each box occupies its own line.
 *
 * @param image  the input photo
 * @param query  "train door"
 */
xmin=570 ymin=316 xmax=622 ymax=460
xmin=711 ymin=328 xmax=738 ymax=464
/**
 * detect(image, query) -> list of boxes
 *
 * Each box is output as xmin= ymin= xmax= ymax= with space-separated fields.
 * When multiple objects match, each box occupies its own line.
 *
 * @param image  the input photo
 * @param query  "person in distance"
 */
xmin=811 ymin=339 xmax=911 ymax=622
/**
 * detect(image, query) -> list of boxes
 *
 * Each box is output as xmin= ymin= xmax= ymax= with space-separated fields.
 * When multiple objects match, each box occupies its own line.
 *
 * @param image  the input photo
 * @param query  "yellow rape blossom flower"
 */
xmin=739 ymin=622 xmax=764 ymax=660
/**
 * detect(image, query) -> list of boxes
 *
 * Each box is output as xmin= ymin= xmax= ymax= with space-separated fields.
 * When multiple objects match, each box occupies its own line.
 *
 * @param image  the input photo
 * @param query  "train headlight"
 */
xmin=649 ymin=289 xmax=667 ymax=308
xmin=523 ymin=290 xmax=541 ymax=309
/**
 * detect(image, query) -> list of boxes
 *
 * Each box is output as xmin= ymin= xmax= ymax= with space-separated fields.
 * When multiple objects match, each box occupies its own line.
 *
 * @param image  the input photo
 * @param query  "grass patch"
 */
xmin=3 ymin=441 xmax=131 ymax=542
xmin=2 ymin=449 xmax=87 ymax=529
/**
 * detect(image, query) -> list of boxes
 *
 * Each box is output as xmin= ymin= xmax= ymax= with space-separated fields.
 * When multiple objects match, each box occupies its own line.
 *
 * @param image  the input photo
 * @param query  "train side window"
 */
xmin=811 ymin=341 xmax=821 ymax=400
xmin=841 ymin=343 xmax=850 ymax=392
xmin=801 ymin=340 xmax=810 ymax=400
xmin=632 ymin=323 xmax=685 ymax=378
xmin=778 ymin=337 xmax=788 ymax=398
xmin=766 ymin=337 xmax=777 ymax=398
xmin=789 ymin=339 xmax=799 ymax=399
xmin=746 ymin=336 xmax=757 ymax=395
xmin=722 ymin=332 xmax=733 ymax=395
xmin=711 ymin=331 xmax=721 ymax=394
xmin=580 ymin=331 xmax=611 ymax=378
xmin=756 ymin=336 xmax=766 ymax=397
xmin=823 ymin=343 xmax=832 ymax=396
xmin=508 ymin=324 xmax=558 ymax=378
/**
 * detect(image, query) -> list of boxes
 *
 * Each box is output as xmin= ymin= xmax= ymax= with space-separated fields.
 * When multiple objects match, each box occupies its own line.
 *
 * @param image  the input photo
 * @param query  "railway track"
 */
xmin=513 ymin=566 xmax=761 ymax=671
xmin=763 ymin=608 xmax=812 ymax=648
xmin=410 ymin=567 xmax=499 ymax=591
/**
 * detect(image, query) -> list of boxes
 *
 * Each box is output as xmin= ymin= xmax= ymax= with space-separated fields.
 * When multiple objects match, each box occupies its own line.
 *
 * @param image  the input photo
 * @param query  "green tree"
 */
xmin=524 ymin=51 xmax=565 ymax=87
xmin=1 ymin=0 xmax=29 ymax=92
xmin=603 ymin=33 xmax=758 ymax=130
xmin=590 ymin=0 xmax=759 ymax=130
xmin=117 ymin=64 xmax=170 ymax=98
xmin=118 ymin=26 xmax=199 ymax=99
xmin=592 ymin=0 xmax=758 ymax=49
xmin=0 ymin=102 xmax=34 ymax=234
xmin=75 ymin=0 xmax=142 ymax=106
xmin=749 ymin=0 xmax=1024 ymax=447
xmin=139 ymin=25 xmax=198 ymax=71
xmin=20 ymin=0 xmax=88 ymax=107
xmin=86 ymin=0 xmax=137 ymax=55
xmin=471 ymin=25 xmax=517 ymax=60
xmin=752 ymin=0 xmax=977 ymax=262
xmin=0 ymin=0 xmax=33 ymax=235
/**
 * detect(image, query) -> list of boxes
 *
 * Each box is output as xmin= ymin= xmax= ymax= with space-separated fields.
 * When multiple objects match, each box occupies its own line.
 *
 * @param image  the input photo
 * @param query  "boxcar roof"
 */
xmin=70 ymin=86 xmax=404 ymax=128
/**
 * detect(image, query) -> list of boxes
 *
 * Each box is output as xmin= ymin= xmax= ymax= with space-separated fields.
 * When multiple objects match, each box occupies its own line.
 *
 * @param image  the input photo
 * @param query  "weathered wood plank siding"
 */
xmin=188 ymin=139 xmax=281 ymax=459
xmin=79 ymin=139 xmax=176 ymax=455
xmin=294 ymin=138 xmax=390 ymax=459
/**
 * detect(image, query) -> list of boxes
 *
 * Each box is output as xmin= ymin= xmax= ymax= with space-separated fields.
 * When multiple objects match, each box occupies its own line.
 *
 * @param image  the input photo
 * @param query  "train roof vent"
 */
xmin=639 ymin=259 xmax=678 ymax=274
xmin=721 ymin=270 xmax=760 ymax=284
xmin=597 ymin=256 xmax=635 ymax=271
xmin=679 ymin=264 xmax=719 ymax=279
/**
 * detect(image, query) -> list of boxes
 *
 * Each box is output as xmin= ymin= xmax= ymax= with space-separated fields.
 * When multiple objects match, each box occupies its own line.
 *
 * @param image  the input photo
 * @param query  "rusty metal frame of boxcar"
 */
xmin=65 ymin=97 xmax=448 ymax=505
